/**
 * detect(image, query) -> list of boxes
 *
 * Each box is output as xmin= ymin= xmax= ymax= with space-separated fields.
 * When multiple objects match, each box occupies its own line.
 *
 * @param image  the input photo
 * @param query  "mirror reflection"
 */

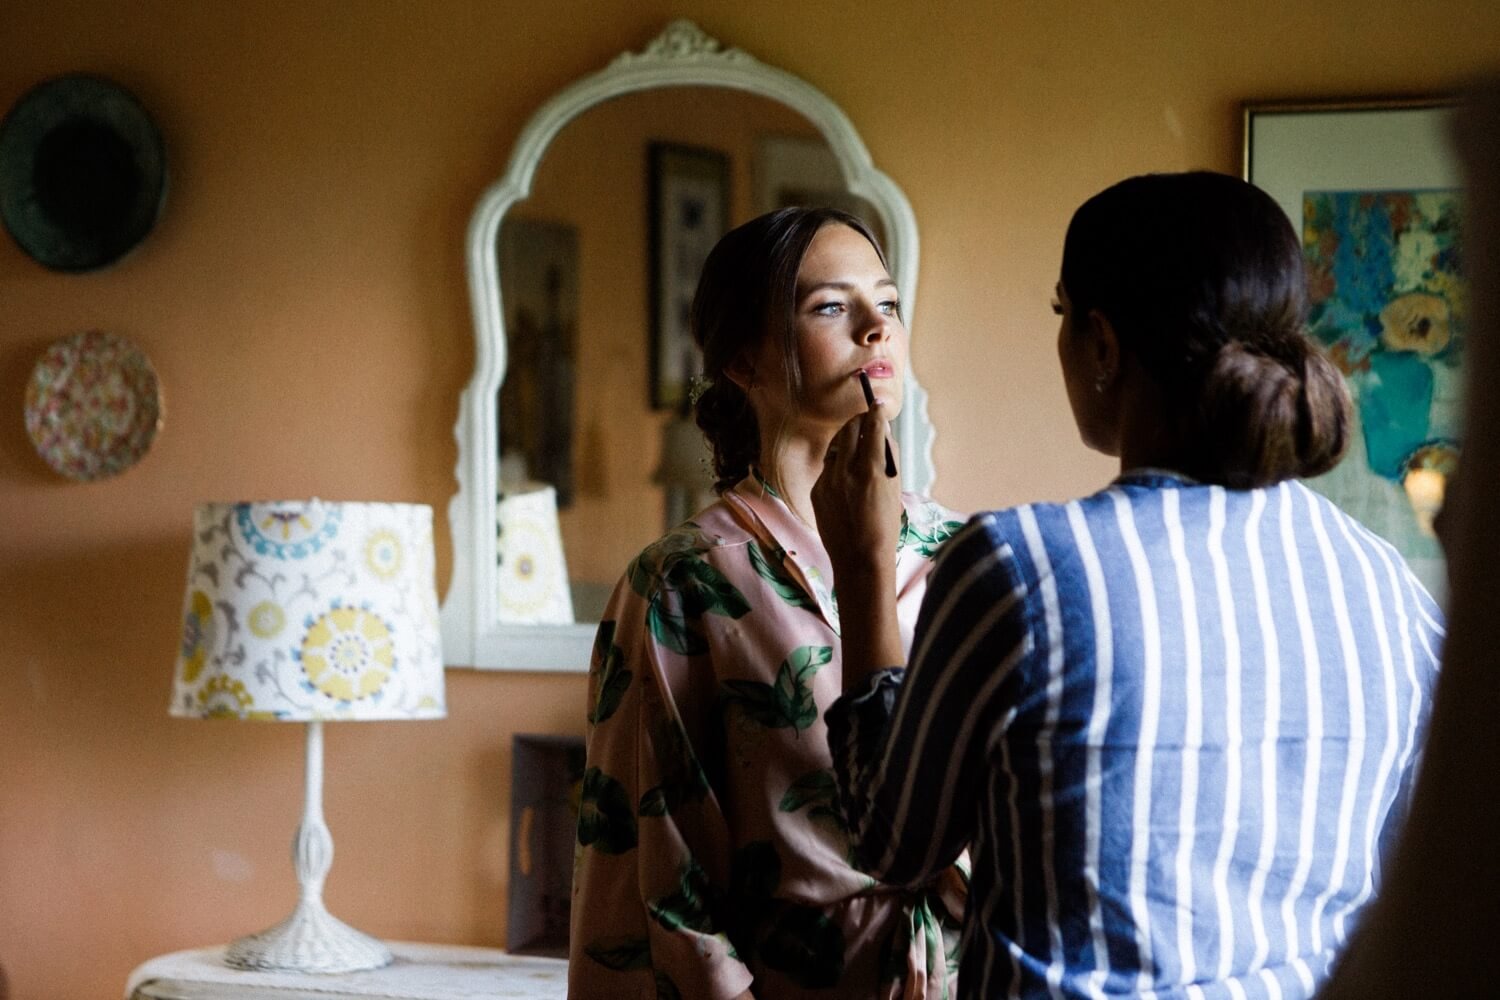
xmin=493 ymin=87 xmax=882 ymax=624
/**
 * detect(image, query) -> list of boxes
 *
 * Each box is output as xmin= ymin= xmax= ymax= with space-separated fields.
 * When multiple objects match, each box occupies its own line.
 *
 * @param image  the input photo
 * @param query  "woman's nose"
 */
xmin=858 ymin=309 xmax=889 ymax=343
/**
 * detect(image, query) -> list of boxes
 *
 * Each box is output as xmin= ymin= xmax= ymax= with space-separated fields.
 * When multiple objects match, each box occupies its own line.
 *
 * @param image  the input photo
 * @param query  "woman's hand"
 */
xmin=812 ymin=402 xmax=903 ymax=575
xmin=812 ymin=403 xmax=906 ymax=691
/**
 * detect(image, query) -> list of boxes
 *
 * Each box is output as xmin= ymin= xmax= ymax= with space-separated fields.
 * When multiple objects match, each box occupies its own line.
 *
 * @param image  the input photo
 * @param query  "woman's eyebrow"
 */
xmin=797 ymin=277 xmax=898 ymax=298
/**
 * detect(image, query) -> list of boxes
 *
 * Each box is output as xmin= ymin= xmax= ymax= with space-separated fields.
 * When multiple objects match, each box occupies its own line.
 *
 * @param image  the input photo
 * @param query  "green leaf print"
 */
xmin=899 ymin=511 xmax=967 ymax=559
xmin=730 ymin=840 xmax=782 ymax=902
xmin=628 ymin=524 xmax=707 ymax=597
xmin=747 ymin=540 xmax=818 ymax=612
xmin=648 ymin=857 xmax=718 ymax=935
xmin=638 ymin=717 xmax=710 ymax=817
xmin=589 ymin=621 xmax=632 ymax=725
xmin=577 ymin=767 xmax=637 ymax=855
xmin=720 ymin=678 xmax=787 ymax=728
xmin=584 ymin=935 xmax=651 ymax=971
xmin=645 ymin=596 xmax=706 ymax=656
xmin=644 ymin=556 xmax=751 ymax=657
xmin=654 ymin=972 xmax=683 ymax=1000
xmin=778 ymin=769 xmax=838 ymax=812
xmin=759 ymin=904 xmax=846 ymax=989
xmin=720 ymin=646 xmax=832 ymax=733
xmin=724 ymin=840 xmax=782 ymax=964
xmin=627 ymin=551 xmax=656 ymax=599
xmin=778 ymin=768 xmax=847 ymax=827
xmin=671 ymin=557 xmax=752 ymax=620
xmin=775 ymin=645 xmax=832 ymax=731
xmin=915 ymin=902 xmax=943 ymax=990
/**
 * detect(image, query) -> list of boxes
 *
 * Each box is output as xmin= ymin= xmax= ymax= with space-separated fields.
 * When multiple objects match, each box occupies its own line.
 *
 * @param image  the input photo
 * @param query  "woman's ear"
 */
xmin=723 ymin=355 xmax=756 ymax=393
xmin=1087 ymin=309 xmax=1122 ymax=392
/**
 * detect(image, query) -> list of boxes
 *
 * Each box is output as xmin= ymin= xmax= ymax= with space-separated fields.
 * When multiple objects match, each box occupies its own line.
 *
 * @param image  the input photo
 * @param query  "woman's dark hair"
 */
xmin=690 ymin=205 xmax=888 ymax=492
xmin=1061 ymin=170 xmax=1351 ymax=488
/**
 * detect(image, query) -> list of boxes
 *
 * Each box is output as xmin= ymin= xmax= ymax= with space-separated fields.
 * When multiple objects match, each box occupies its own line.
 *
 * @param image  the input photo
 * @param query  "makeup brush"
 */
xmin=859 ymin=371 xmax=898 ymax=479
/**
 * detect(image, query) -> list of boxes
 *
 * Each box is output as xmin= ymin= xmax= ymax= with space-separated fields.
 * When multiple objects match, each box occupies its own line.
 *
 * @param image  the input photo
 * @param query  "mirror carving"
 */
xmin=443 ymin=20 xmax=935 ymax=670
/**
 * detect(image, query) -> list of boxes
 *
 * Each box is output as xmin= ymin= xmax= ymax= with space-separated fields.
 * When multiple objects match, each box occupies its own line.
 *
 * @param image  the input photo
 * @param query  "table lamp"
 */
xmin=170 ymin=499 xmax=446 ymax=974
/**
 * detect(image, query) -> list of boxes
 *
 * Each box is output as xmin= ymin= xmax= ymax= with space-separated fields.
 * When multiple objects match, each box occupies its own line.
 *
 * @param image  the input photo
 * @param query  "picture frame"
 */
xmin=1243 ymin=97 xmax=1463 ymax=600
xmin=497 ymin=216 xmax=580 ymax=508
xmin=753 ymin=134 xmax=887 ymax=250
xmin=648 ymin=142 xmax=730 ymax=411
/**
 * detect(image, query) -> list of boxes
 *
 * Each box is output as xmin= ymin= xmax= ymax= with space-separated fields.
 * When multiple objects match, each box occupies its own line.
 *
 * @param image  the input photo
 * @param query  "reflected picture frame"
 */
xmin=1243 ymin=96 xmax=1463 ymax=600
xmin=648 ymin=142 xmax=729 ymax=411
xmin=754 ymin=134 xmax=887 ymax=250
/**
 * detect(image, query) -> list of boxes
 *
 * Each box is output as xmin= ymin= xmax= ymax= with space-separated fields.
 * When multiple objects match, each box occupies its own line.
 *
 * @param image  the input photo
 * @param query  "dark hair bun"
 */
xmin=693 ymin=378 xmax=758 ymax=494
xmin=1196 ymin=336 xmax=1351 ymax=488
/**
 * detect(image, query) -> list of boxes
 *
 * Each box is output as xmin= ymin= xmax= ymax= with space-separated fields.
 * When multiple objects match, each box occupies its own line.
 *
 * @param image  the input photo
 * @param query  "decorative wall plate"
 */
xmin=24 ymin=330 xmax=162 ymax=481
xmin=0 ymin=74 xmax=167 ymax=271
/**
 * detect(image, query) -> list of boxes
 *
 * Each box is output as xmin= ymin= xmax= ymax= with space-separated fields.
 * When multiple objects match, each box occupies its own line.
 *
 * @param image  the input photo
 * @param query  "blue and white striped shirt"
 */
xmin=827 ymin=471 xmax=1442 ymax=999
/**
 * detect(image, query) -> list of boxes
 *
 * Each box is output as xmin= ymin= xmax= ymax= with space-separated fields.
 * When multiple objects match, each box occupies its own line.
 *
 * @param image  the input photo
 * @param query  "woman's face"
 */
xmin=1055 ymin=281 xmax=1114 ymax=455
xmin=750 ymin=223 xmax=907 ymax=435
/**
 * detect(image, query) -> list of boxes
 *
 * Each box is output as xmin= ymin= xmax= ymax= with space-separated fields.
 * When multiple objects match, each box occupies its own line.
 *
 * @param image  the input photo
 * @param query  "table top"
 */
xmin=127 ymin=941 xmax=566 ymax=1000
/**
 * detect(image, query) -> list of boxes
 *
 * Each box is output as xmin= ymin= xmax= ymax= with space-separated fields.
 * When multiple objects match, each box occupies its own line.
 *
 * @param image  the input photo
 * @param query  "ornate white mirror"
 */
xmin=443 ymin=20 xmax=935 ymax=671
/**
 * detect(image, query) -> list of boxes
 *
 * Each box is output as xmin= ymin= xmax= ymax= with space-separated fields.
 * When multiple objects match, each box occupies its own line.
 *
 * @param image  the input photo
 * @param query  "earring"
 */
xmin=1094 ymin=371 xmax=1108 ymax=393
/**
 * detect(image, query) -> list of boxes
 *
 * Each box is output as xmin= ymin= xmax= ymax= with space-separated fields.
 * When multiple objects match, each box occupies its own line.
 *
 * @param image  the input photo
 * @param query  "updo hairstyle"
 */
xmin=690 ymin=206 xmax=888 ymax=493
xmin=1061 ymin=171 xmax=1351 ymax=489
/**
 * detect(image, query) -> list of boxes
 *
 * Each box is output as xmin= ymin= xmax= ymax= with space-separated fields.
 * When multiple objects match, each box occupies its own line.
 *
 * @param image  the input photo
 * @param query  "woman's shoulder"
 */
xmin=627 ymin=501 xmax=756 ymax=575
xmin=897 ymin=492 xmax=968 ymax=558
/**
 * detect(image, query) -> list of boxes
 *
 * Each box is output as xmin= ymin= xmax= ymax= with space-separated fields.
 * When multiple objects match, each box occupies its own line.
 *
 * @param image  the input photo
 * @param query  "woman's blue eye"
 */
xmin=813 ymin=302 xmax=844 ymax=315
xmin=880 ymin=300 xmax=900 ymax=315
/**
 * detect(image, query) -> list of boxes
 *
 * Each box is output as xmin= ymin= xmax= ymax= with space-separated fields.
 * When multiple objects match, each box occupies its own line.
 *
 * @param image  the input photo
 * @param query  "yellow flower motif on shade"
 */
xmin=199 ymin=676 xmax=255 ymax=717
xmin=364 ymin=529 xmax=404 ymax=581
xmin=248 ymin=601 xmax=286 ymax=639
xmin=1380 ymin=293 xmax=1451 ymax=355
xmin=180 ymin=590 xmax=213 ymax=684
xmin=300 ymin=606 xmax=395 ymax=702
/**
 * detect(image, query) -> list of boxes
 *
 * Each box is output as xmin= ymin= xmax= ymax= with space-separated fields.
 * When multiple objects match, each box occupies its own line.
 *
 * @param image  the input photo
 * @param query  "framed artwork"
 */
xmin=754 ymin=134 xmax=887 ymax=250
xmin=497 ymin=216 xmax=579 ymax=508
xmin=1245 ymin=97 xmax=1462 ymax=599
xmin=648 ymin=143 xmax=730 ymax=410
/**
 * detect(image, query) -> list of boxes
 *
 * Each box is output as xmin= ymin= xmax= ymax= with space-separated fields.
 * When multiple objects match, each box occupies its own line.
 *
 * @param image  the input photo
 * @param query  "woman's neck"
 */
xmin=759 ymin=430 xmax=833 ymax=528
xmin=1113 ymin=368 xmax=1193 ymax=478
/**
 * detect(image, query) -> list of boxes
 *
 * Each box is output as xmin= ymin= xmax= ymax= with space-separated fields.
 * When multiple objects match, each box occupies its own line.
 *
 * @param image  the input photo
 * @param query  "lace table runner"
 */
xmin=125 ymin=942 xmax=566 ymax=999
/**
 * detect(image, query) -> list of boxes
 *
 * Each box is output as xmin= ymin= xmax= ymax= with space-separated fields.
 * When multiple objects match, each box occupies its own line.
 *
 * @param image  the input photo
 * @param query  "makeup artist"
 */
xmin=816 ymin=171 xmax=1444 ymax=999
xmin=569 ymin=207 xmax=969 ymax=999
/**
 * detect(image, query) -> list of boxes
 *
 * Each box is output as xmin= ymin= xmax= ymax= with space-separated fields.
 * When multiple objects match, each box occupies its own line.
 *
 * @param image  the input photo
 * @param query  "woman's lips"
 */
xmin=858 ymin=363 xmax=894 ymax=378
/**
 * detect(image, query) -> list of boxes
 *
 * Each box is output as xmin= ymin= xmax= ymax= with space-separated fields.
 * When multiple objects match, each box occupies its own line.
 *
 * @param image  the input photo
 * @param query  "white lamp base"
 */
xmin=225 ymin=893 xmax=392 ymax=974
xmin=224 ymin=722 xmax=393 ymax=975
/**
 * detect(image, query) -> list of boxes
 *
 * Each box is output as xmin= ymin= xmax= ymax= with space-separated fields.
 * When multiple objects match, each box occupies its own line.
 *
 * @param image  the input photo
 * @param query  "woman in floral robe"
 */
xmin=569 ymin=208 xmax=968 ymax=999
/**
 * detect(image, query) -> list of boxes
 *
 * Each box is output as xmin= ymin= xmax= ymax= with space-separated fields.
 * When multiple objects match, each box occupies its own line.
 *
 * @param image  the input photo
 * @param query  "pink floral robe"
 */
xmin=569 ymin=475 xmax=968 ymax=999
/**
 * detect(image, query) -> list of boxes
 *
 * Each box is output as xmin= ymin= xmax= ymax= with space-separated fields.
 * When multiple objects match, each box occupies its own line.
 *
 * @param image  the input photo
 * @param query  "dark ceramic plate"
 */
xmin=0 ymin=74 xmax=167 ymax=272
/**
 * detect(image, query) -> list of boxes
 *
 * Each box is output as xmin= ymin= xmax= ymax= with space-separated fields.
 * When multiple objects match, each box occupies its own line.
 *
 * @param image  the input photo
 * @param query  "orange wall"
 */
xmin=2 ymin=2 xmax=1497 ymax=998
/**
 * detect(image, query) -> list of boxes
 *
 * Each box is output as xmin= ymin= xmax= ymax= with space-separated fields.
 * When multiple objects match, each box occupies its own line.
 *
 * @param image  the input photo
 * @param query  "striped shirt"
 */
xmin=827 ymin=471 xmax=1443 ymax=999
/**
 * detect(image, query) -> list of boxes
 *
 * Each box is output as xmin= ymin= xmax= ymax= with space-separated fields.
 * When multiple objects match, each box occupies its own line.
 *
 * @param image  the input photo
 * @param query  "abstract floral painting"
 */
xmin=1301 ymin=189 xmax=1464 ymax=597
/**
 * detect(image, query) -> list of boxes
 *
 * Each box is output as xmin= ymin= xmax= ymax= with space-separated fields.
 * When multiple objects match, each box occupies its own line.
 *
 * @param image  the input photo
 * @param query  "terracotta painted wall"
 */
xmin=1 ymin=2 xmax=1496 ymax=998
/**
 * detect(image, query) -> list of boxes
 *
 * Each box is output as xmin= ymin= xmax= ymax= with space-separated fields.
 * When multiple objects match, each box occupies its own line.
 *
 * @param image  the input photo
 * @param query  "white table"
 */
xmin=126 ymin=942 xmax=567 ymax=1000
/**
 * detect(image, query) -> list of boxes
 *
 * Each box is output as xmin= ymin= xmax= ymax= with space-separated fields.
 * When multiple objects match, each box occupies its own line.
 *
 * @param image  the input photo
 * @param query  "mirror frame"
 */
xmin=443 ymin=19 xmax=935 ymax=671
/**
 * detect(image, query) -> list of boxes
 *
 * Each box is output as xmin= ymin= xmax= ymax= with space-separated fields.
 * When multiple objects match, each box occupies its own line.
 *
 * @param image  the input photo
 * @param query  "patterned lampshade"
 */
xmin=171 ymin=499 xmax=446 ymax=722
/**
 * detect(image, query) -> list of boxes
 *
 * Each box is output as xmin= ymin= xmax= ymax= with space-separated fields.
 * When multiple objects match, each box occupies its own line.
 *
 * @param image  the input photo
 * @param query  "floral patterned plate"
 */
xmin=24 ymin=330 xmax=162 ymax=480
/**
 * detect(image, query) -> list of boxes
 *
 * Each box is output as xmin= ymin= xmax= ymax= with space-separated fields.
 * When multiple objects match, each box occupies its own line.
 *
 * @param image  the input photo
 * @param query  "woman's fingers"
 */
xmin=857 ymin=405 xmax=887 ymax=470
xmin=828 ymin=411 xmax=862 ymax=470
